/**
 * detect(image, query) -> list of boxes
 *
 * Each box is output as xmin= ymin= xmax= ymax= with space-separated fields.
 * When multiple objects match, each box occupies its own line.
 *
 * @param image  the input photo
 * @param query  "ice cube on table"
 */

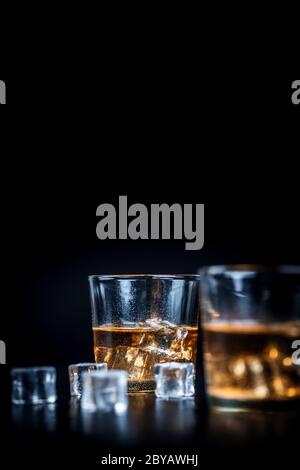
xmin=11 ymin=367 xmax=57 ymax=405
xmin=154 ymin=362 xmax=195 ymax=399
xmin=81 ymin=370 xmax=128 ymax=414
xmin=68 ymin=363 xmax=107 ymax=397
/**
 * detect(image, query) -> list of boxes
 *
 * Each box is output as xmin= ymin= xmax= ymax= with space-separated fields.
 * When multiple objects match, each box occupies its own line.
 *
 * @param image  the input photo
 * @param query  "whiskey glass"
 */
xmin=89 ymin=275 xmax=200 ymax=392
xmin=200 ymin=265 xmax=300 ymax=409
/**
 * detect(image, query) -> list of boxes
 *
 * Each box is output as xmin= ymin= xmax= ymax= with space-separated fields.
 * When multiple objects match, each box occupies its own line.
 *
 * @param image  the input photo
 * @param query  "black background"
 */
xmin=0 ymin=69 xmax=299 ymax=465
xmin=1 ymin=76 xmax=299 ymax=366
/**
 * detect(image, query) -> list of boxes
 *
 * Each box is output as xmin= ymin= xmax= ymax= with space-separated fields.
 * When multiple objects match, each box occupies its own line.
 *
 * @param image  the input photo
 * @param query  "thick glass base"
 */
xmin=128 ymin=380 xmax=156 ymax=393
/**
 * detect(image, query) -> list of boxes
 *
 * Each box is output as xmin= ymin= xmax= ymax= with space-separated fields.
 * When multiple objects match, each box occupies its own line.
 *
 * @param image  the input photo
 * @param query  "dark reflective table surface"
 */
xmin=1 ymin=367 xmax=300 ymax=466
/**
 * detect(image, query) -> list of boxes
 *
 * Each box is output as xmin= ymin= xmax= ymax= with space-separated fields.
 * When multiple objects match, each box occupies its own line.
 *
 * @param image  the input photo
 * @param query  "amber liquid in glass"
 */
xmin=93 ymin=323 xmax=198 ymax=392
xmin=203 ymin=322 xmax=300 ymax=404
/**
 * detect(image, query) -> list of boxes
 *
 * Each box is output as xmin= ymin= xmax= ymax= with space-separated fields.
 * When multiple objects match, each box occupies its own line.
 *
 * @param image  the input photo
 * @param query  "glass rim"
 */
xmin=88 ymin=274 xmax=201 ymax=281
xmin=198 ymin=264 xmax=300 ymax=274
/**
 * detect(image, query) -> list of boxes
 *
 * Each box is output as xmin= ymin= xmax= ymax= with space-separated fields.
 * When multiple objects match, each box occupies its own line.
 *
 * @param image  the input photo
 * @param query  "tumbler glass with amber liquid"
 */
xmin=89 ymin=275 xmax=200 ymax=392
xmin=200 ymin=265 xmax=300 ymax=409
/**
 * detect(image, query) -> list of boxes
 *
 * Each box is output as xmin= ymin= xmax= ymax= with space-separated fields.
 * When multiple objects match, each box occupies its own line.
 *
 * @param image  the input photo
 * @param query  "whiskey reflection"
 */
xmin=207 ymin=407 xmax=300 ymax=446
